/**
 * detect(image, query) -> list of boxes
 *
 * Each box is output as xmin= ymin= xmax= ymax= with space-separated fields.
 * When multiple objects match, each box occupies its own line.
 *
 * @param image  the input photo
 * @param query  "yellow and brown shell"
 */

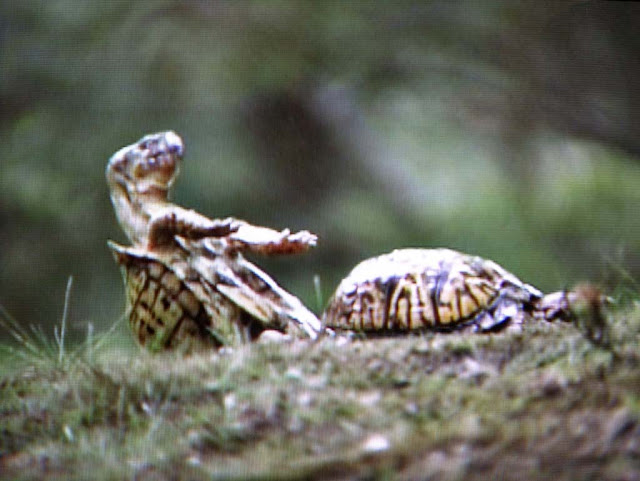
xmin=323 ymin=248 xmax=543 ymax=332
xmin=109 ymin=240 xmax=280 ymax=352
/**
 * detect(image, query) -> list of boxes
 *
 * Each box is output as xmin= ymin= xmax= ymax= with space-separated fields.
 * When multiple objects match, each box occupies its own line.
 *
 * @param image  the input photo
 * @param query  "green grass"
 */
xmin=1 ymin=299 xmax=640 ymax=480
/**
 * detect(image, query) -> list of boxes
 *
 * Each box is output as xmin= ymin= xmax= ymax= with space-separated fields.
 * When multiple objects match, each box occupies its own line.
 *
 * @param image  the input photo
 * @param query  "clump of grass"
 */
xmin=0 ymin=276 xmax=78 ymax=370
xmin=0 ymin=277 xmax=122 ymax=372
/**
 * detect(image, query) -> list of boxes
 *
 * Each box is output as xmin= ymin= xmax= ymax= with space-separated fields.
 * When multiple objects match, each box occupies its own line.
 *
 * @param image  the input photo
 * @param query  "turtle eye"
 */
xmin=168 ymin=143 xmax=183 ymax=156
xmin=163 ymin=131 xmax=184 ymax=157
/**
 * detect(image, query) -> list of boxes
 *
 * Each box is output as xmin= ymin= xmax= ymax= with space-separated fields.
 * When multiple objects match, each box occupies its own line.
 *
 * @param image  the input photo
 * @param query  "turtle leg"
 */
xmin=148 ymin=207 xmax=240 ymax=248
xmin=473 ymin=295 xmax=521 ymax=332
xmin=227 ymin=223 xmax=317 ymax=255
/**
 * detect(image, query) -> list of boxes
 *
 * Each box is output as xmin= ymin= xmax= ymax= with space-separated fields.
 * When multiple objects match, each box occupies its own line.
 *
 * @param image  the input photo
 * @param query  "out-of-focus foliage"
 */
xmin=1 ymin=1 xmax=639 ymax=336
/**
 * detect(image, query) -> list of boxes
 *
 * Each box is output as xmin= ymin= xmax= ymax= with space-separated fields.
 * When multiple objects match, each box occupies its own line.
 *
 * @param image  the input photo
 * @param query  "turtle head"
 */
xmin=107 ymin=131 xmax=184 ymax=198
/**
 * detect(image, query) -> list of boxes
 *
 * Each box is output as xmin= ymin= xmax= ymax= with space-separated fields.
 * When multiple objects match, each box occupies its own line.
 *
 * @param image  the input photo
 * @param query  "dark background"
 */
xmin=1 ymin=1 xmax=639 ymax=339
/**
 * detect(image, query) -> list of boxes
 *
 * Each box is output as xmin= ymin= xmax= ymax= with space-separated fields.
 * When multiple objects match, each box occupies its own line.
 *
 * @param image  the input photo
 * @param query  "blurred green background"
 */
xmin=2 ymin=1 xmax=639 ymax=339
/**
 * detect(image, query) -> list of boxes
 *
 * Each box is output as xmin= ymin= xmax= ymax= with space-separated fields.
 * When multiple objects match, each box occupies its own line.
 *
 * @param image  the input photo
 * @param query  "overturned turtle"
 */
xmin=107 ymin=131 xmax=322 ymax=351
xmin=323 ymin=248 xmax=589 ymax=333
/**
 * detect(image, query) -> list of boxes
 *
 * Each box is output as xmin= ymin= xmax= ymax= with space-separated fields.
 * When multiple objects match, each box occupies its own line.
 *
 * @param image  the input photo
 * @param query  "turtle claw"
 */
xmin=287 ymin=230 xmax=318 ymax=248
xmin=228 ymin=224 xmax=318 ymax=255
xmin=272 ymin=229 xmax=317 ymax=254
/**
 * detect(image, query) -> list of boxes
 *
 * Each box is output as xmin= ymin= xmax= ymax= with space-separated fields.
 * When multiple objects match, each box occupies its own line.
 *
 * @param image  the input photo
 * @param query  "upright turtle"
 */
xmin=323 ymin=248 xmax=583 ymax=333
xmin=107 ymin=131 xmax=322 ymax=351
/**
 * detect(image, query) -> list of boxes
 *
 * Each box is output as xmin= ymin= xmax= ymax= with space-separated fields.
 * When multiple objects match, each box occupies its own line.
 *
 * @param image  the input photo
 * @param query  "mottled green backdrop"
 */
xmin=1 ymin=1 xmax=639 ymax=339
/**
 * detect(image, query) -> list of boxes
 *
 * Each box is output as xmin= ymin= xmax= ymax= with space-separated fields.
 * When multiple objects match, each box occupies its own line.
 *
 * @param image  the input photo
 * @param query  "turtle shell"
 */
xmin=109 ymin=237 xmax=319 ymax=351
xmin=109 ymin=242 xmax=257 ymax=351
xmin=323 ymin=248 xmax=542 ymax=332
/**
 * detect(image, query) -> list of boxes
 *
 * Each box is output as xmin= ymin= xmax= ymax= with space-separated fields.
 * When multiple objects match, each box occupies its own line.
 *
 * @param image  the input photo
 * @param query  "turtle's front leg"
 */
xmin=148 ymin=206 xmax=240 ymax=249
xmin=227 ymin=223 xmax=317 ymax=255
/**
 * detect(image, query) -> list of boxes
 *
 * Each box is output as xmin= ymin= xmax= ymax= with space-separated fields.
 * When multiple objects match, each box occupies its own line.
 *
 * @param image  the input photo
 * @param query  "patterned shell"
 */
xmin=109 ymin=238 xmax=312 ymax=352
xmin=110 ymin=243 xmax=246 ymax=351
xmin=323 ymin=248 xmax=542 ymax=332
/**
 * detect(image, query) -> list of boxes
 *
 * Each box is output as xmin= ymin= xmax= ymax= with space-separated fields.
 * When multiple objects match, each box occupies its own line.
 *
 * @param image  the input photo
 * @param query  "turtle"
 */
xmin=106 ymin=131 xmax=322 ymax=352
xmin=323 ymin=248 xmax=583 ymax=333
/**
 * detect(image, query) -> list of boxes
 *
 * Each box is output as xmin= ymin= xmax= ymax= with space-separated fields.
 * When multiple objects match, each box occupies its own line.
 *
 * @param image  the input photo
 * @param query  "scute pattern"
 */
xmin=323 ymin=248 xmax=541 ymax=332
xmin=110 ymin=242 xmax=269 ymax=351
xmin=119 ymin=254 xmax=219 ymax=351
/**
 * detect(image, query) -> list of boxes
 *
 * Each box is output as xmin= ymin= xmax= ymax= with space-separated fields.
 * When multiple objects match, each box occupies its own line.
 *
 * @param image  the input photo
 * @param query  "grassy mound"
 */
xmin=1 ymin=304 xmax=639 ymax=480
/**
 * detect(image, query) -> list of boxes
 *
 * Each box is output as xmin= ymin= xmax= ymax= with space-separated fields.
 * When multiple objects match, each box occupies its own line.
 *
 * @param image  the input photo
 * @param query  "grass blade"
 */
xmin=58 ymin=276 xmax=74 ymax=364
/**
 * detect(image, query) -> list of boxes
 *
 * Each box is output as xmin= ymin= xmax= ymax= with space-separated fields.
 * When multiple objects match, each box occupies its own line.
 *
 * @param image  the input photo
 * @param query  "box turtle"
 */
xmin=106 ymin=131 xmax=322 ymax=351
xmin=323 ymin=248 xmax=582 ymax=333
